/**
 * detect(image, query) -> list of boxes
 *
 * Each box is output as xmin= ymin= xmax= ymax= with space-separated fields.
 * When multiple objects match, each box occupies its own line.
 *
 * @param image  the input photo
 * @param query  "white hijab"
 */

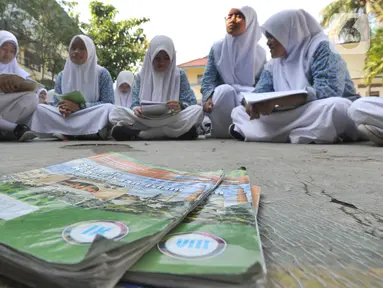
xmin=36 ymin=88 xmax=47 ymax=102
xmin=37 ymin=88 xmax=47 ymax=96
xmin=114 ymin=70 xmax=134 ymax=107
xmin=263 ymin=9 xmax=329 ymax=91
xmin=46 ymin=89 xmax=55 ymax=103
xmin=61 ymin=35 xmax=101 ymax=102
xmin=213 ymin=6 xmax=266 ymax=87
xmin=0 ymin=30 xmax=30 ymax=78
xmin=138 ymin=35 xmax=180 ymax=102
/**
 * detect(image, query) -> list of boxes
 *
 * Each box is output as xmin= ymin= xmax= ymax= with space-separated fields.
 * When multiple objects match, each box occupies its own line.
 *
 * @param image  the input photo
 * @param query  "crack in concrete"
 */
xmin=321 ymin=190 xmax=358 ymax=209
xmin=340 ymin=207 xmax=383 ymax=239
xmin=300 ymin=182 xmax=311 ymax=196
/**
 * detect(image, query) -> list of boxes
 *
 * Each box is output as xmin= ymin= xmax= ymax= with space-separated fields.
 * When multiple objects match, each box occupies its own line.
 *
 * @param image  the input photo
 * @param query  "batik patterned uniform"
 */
xmin=231 ymin=9 xmax=360 ymax=144
xmin=200 ymin=6 xmax=266 ymax=138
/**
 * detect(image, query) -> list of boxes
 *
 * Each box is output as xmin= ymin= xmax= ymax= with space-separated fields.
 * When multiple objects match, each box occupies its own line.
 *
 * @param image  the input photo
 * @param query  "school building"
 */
xmin=335 ymin=43 xmax=383 ymax=97
xmin=178 ymin=56 xmax=208 ymax=104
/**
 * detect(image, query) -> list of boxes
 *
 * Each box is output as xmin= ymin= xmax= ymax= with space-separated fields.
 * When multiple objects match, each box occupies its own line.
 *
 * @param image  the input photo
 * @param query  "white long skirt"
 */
xmin=231 ymin=97 xmax=359 ymax=144
xmin=110 ymin=105 xmax=204 ymax=140
xmin=348 ymin=96 xmax=383 ymax=134
xmin=0 ymin=91 xmax=38 ymax=125
xmin=207 ymin=84 xmax=246 ymax=138
xmin=30 ymin=103 xmax=115 ymax=135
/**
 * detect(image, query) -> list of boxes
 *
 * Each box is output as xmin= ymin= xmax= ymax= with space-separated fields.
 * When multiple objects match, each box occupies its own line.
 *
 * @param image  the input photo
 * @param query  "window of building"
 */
xmin=370 ymin=91 xmax=380 ymax=97
xmin=197 ymin=74 xmax=203 ymax=84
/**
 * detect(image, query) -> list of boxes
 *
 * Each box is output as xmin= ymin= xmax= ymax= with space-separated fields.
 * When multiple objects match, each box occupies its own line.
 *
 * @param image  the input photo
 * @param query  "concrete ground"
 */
xmin=0 ymin=139 xmax=382 ymax=287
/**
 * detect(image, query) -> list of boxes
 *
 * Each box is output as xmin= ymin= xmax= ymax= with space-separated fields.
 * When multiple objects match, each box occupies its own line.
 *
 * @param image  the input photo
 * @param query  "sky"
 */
xmin=74 ymin=0 xmax=334 ymax=64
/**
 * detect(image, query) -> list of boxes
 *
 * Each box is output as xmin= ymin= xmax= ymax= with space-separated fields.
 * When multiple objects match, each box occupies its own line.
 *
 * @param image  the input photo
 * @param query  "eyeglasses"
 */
xmin=224 ymin=13 xmax=245 ymax=21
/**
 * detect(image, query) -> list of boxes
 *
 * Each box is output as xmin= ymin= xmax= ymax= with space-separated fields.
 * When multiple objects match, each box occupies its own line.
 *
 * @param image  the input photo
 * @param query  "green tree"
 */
xmin=321 ymin=0 xmax=383 ymax=29
xmin=0 ymin=0 xmax=33 ymax=45
xmin=83 ymin=1 xmax=150 ymax=80
xmin=21 ymin=0 xmax=81 ymax=80
xmin=364 ymin=28 xmax=383 ymax=85
xmin=321 ymin=0 xmax=383 ymax=87
xmin=0 ymin=0 xmax=81 ymax=82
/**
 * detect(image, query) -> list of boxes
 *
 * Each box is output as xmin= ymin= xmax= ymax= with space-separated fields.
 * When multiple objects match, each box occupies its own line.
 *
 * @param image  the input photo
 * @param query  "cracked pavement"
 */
xmin=0 ymin=139 xmax=382 ymax=287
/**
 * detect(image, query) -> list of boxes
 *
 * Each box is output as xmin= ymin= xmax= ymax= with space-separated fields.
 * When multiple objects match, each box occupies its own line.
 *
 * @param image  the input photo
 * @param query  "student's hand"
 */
xmin=59 ymin=106 xmax=72 ymax=117
xmin=167 ymin=100 xmax=181 ymax=112
xmin=246 ymin=100 xmax=276 ymax=120
xmin=273 ymin=94 xmax=307 ymax=107
xmin=203 ymin=97 xmax=213 ymax=113
xmin=0 ymin=80 xmax=18 ymax=93
xmin=134 ymin=107 xmax=143 ymax=118
xmin=58 ymin=100 xmax=80 ymax=113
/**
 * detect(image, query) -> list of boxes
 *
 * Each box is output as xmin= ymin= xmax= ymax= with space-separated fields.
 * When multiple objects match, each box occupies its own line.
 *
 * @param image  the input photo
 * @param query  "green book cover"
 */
xmin=55 ymin=90 xmax=86 ymax=104
xmin=122 ymin=168 xmax=266 ymax=286
xmin=0 ymin=153 xmax=223 ymax=265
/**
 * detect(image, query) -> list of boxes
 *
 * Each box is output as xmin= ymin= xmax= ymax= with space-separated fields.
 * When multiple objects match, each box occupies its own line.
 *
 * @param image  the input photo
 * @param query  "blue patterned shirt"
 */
xmin=131 ymin=69 xmax=197 ymax=109
xmin=200 ymin=47 xmax=264 ymax=104
xmin=53 ymin=66 xmax=114 ymax=108
xmin=254 ymin=41 xmax=360 ymax=102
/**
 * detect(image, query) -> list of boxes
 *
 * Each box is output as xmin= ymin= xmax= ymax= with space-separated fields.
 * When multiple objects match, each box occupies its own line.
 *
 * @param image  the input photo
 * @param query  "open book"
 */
xmin=140 ymin=101 xmax=177 ymax=120
xmin=54 ymin=90 xmax=86 ymax=104
xmin=0 ymin=74 xmax=44 ymax=93
xmin=241 ymin=89 xmax=308 ymax=105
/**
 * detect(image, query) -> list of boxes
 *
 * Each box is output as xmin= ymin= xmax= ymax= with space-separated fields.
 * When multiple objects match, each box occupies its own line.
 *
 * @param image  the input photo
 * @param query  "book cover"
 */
xmin=0 ymin=153 xmax=223 ymax=265
xmin=122 ymin=168 xmax=266 ymax=287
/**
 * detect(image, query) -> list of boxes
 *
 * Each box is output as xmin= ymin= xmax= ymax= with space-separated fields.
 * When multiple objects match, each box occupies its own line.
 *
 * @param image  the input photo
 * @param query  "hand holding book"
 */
xmin=58 ymin=100 xmax=80 ymax=117
xmin=0 ymin=80 xmax=19 ymax=93
xmin=139 ymin=100 xmax=180 ymax=120
xmin=246 ymin=94 xmax=307 ymax=119
xmin=166 ymin=100 xmax=181 ymax=113
xmin=241 ymin=90 xmax=308 ymax=119
xmin=0 ymin=74 xmax=43 ymax=93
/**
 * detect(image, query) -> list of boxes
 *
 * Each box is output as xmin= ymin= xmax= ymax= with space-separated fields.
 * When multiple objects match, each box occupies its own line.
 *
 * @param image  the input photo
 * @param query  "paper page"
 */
xmin=140 ymin=100 xmax=167 ymax=106
xmin=242 ymin=89 xmax=308 ymax=104
xmin=0 ymin=194 xmax=39 ymax=220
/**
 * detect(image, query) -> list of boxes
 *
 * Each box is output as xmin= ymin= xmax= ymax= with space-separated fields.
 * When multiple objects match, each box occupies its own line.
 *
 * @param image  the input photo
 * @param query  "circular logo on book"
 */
xmin=62 ymin=220 xmax=129 ymax=245
xmin=157 ymin=231 xmax=226 ymax=260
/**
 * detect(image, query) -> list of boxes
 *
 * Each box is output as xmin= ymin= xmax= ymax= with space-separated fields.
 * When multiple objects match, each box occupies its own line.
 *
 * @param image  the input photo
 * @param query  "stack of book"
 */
xmin=0 ymin=153 xmax=265 ymax=287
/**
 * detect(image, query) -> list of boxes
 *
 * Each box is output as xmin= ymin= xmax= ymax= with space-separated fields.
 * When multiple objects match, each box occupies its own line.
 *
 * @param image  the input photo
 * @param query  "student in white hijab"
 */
xmin=114 ymin=70 xmax=134 ymax=107
xmin=200 ymin=6 xmax=266 ymax=138
xmin=348 ymin=97 xmax=383 ymax=146
xmin=110 ymin=35 xmax=203 ymax=140
xmin=37 ymin=88 xmax=48 ymax=104
xmin=0 ymin=30 xmax=38 ymax=142
xmin=30 ymin=35 xmax=115 ymax=140
xmin=230 ymin=9 xmax=360 ymax=144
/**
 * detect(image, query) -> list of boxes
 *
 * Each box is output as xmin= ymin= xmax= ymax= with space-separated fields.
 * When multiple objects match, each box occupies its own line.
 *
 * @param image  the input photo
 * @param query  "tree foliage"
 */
xmin=321 ymin=0 xmax=383 ymax=43
xmin=0 ymin=0 xmax=81 ymax=84
xmin=364 ymin=28 xmax=383 ymax=85
xmin=320 ymin=0 xmax=383 ymax=85
xmin=83 ymin=1 xmax=150 ymax=81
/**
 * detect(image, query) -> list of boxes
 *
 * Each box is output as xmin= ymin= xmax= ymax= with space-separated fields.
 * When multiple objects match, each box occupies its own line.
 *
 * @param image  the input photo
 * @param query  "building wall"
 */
xmin=335 ymin=43 xmax=383 ymax=97
xmin=181 ymin=66 xmax=205 ymax=103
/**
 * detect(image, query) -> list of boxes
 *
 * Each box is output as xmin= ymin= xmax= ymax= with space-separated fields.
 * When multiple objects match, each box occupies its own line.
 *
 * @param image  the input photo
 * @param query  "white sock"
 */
xmin=0 ymin=119 xmax=17 ymax=132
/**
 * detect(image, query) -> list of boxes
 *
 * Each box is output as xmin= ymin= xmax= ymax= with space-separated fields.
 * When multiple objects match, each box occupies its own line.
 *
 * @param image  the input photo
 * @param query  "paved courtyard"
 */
xmin=0 ymin=139 xmax=382 ymax=287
